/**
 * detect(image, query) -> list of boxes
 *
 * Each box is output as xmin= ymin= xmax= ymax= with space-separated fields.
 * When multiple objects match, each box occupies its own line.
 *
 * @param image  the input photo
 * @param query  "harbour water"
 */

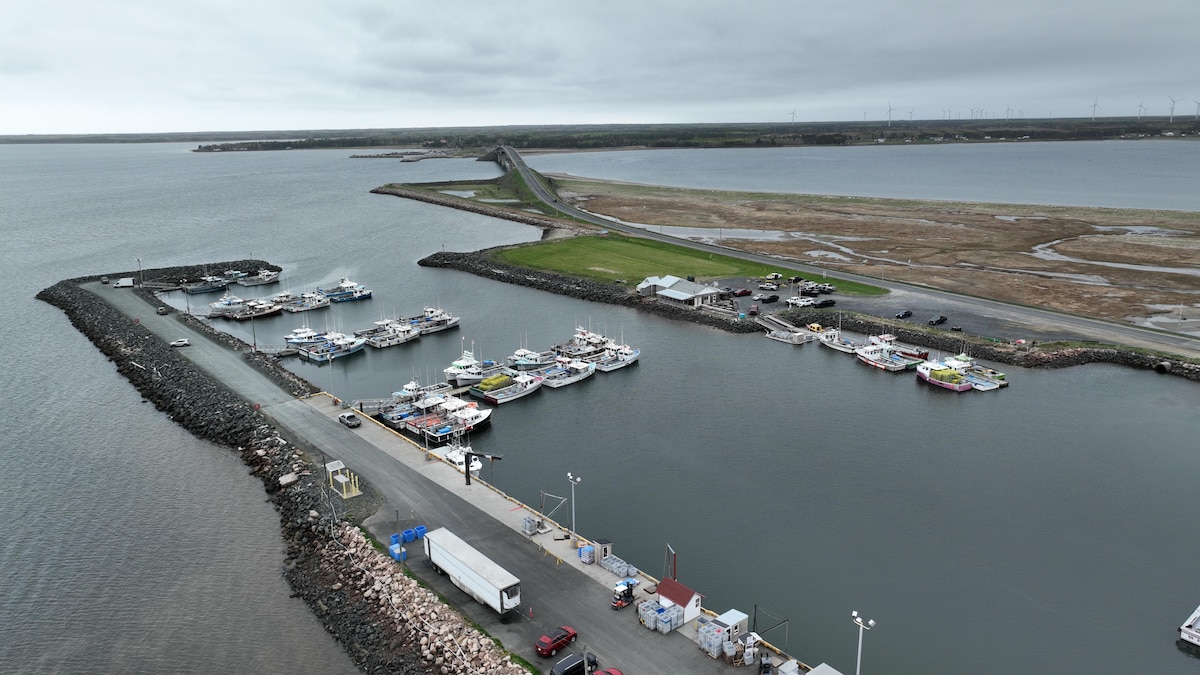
xmin=3 ymin=141 xmax=1199 ymax=674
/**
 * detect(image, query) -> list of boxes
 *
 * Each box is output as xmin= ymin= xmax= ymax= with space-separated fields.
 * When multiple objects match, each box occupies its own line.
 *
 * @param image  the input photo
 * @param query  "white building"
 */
xmin=656 ymin=577 xmax=703 ymax=625
xmin=636 ymin=275 xmax=720 ymax=308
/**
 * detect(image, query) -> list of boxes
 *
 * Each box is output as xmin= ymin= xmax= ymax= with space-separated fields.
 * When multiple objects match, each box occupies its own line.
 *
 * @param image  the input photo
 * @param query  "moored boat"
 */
xmin=207 ymin=290 xmax=248 ymax=316
xmin=818 ymin=328 xmax=864 ymax=354
xmin=297 ymin=332 xmax=366 ymax=363
xmin=765 ymin=329 xmax=815 ymax=345
xmin=364 ymin=321 xmax=421 ymax=348
xmin=284 ymin=325 xmax=328 ymax=346
xmin=317 ymin=277 xmax=365 ymax=300
xmin=389 ymin=379 xmax=453 ymax=404
xmin=507 ymin=347 xmax=557 ymax=371
xmin=227 ymin=299 xmax=282 ymax=321
xmin=281 ymin=292 xmax=330 ymax=313
xmin=1180 ymin=604 xmax=1200 ymax=647
xmin=553 ymin=325 xmax=610 ymax=361
xmin=403 ymin=306 xmax=460 ymax=334
xmin=869 ymin=333 xmax=930 ymax=360
xmin=236 ymin=269 xmax=281 ymax=286
xmin=535 ymin=357 xmax=597 ymax=388
xmin=855 ymin=344 xmax=923 ymax=371
xmin=588 ymin=343 xmax=640 ymax=372
xmin=330 ymin=287 xmax=373 ymax=303
xmin=943 ymin=354 xmax=1006 ymax=391
xmin=468 ymin=370 xmax=543 ymax=405
xmin=182 ymin=275 xmax=229 ymax=294
xmin=916 ymin=361 xmax=974 ymax=392
xmin=441 ymin=441 xmax=483 ymax=475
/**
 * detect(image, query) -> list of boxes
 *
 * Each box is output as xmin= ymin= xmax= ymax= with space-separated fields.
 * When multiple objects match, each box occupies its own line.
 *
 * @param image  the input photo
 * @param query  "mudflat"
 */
xmin=552 ymin=176 xmax=1200 ymax=332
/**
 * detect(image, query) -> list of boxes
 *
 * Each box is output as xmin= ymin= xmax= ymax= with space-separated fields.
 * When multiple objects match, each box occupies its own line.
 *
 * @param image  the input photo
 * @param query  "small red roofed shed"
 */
xmin=656 ymin=577 xmax=703 ymax=625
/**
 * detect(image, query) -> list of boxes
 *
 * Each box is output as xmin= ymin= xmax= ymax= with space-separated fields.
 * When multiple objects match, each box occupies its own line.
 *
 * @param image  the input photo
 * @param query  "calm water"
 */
xmin=3 ymin=142 xmax=1199 ymax=675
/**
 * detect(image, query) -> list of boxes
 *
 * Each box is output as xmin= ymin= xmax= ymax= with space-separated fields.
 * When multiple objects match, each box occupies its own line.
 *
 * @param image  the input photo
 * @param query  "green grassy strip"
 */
xmin=494 ymin=232 xmax=884 ymax=294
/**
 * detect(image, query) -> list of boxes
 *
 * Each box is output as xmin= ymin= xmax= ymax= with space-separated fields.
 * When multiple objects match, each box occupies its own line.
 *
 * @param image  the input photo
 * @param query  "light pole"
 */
xmin=136 ymin=257 xmax=143 ymax=287
xmin=850 ymin=610 xmax=876 ymax=675
xmin=567 ymin=472 xmax=582 ymax=542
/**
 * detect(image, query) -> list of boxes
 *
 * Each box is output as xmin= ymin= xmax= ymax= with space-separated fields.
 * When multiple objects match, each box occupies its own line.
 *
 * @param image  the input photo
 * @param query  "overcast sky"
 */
xmin=4 ymin=0 xmax=1198 ymax=135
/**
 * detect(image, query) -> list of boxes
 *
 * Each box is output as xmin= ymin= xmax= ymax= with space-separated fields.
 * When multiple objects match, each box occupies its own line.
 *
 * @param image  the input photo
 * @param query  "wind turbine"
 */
xmin=1090 ymin=98 xmax=1101 ymax=121
xmin=908 ymin=109 xmax=914 ymax=121
xmin=885 ymin=102 xmax=896 ymax=127
xmin=1168 ymin=95 xmax=1179 ymax=123
xmin=789 ymin=108 xmax=796 ymax=124
xmin=1136 ymin=101 xmax=1145 ymax=120
xmin=1194 ymin=101 xmax=1200 ymax=120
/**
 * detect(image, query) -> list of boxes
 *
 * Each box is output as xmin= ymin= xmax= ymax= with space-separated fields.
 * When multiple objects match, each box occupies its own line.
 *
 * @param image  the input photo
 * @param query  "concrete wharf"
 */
xmin=90 ymin=281 xmax=817 ymax=675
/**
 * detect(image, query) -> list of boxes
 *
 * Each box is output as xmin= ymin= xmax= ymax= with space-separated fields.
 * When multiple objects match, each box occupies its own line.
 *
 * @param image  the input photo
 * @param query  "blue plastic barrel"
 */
xmin=390 ymin=533 xmax=400 ymax=545
xmin=402 ymin=528 xmax=416 ymax=543
xmin=414 ymin=525 xmax=427 ymax=539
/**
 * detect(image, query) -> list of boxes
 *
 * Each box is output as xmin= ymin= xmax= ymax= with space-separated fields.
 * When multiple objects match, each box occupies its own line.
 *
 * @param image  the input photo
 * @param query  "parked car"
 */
xmin=787 ymin=296 xmax=814 ymax=308
xmin=549 ymin=652 xmax=596 ymax=675
xmin=169 ymin=338 xmax=189 ymax=347
xmin=535 ymin=626 xmax=578 ymax=657
xmin=156 ymin=306 xmax=169 ymax=315
xmin=748 ymin=304 xmax=760 ymax=316
xmin=929 ymin=315 xmax=948 ymax=325
xmin=751 ymin=293 xmax=766 ymax=301
xmin=597 ymin=669 xmax=624 ymax=675
xmin=895 ymin=310 xmax=912 ymax=319
xmin=757 ymin=282 xmax=779 ymax=290
xmin=761 ymin=294 xmax=779 ymax=303
xmin=813 ymin=298 xmax=836 ymax=308
xmin=731 ymin=288 xmax=752 ymax=297
xmin=337 ymin=412 xmax=362 ymax=428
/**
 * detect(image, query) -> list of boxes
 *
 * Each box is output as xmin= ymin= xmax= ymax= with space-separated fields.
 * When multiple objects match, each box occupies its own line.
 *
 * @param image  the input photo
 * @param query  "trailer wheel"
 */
xmin=433 ymin=564 xmax=444 ymax=575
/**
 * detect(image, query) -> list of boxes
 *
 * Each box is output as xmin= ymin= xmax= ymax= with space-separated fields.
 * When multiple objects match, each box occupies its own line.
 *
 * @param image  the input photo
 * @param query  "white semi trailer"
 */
xmin=423 ymin=527 xmax=521 ymax=614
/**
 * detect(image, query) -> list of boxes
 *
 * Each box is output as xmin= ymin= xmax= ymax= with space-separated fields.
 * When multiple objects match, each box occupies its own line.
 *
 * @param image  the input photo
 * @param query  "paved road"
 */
xmin=93 ymin=283 xmax=780 ymax=674
xmin=500 ymin=146 xmax=1200 ymax=360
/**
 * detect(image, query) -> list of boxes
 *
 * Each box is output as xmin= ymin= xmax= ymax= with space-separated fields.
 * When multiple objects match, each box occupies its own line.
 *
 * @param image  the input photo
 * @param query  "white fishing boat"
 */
xmin=236 ymin=269 xmax=281 ymax=286
xmin=818 ymin=328 xmax=864 ymax=354
xmin=227 ymin=299 xmax=282 ymax=321
xmin=402 ymin=306 xmax=460 ymax=334
xmin=365 ymin=321 xmax=421 ymax=348
xmin=942 ymin=354 xmax=1005 ymax=391
xmin=441 ymin=441 xmax=483 ymax=475
xmin=183 ymin=275 xmax=229 ymax=294
xmin=854 ymin=344 xmax=923 ymax=371
xmin=507 ymin=347 xmax=557 ymax=370
xmin=284 ymin=325 xmax=328 ymax=346
xmin=281 ymin=292 xmax=330 ymax=313
xmin=765 ymin=329 xmax=814 ymax=345
xmin=588 ymin=342 xmax=641 ymax=372
xmin=468 ymin=370 xmax=543 ymax=405
xmin=317 ymin=277 xmax=365 ymax=300
xmin=443 ymin=344 xmax=503 ymax=385
xmin=207 ymin=290 xmax=248 ymax=316
xmin=389 ymin=379 xmax=453 ymax=403
xmin=537 ymin=358 xmax=597 ymax=388
xmin=869 ymin=333 xmax=929 ymax=360
xmin=916 ymin=360 xmax=974 ymax=392
xmin=553 ymin=325 xmax=610 ymax=361
xmin=297 ymin=332 xmax=366 ymax=363
xmin=329 ymin=286 xmax=373 ymax=303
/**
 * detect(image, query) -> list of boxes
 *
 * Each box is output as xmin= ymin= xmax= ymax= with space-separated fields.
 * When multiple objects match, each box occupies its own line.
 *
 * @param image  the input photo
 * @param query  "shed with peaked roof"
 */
xmin=656 ymin=577 xmax=703 ymax=624
xmin=636 ymin=275 xmax=720 ymax=308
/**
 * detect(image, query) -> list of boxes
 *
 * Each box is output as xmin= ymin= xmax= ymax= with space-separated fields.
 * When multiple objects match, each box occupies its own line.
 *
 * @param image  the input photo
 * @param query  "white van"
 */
xmin=112 ymin=277 xmax=135 ymax=288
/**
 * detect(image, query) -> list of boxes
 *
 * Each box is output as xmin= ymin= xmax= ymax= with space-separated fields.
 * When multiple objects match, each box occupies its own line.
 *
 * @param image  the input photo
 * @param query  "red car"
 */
xmin=597 ymin=670 xmax=624 ymax=675
xmin=731 ymin=288 xmax=752 ymax=296
xmin=535 ymin=625 xmax=578 ymax=657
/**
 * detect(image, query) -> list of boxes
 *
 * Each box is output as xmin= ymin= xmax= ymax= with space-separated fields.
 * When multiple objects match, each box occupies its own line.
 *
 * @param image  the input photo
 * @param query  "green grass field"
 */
xmin=493 ymin=233 xmax=884 ymax=294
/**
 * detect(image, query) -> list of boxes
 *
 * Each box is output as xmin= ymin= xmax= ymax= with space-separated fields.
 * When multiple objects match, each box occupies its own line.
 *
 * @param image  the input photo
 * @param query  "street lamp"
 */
xmin=567 ymin=472 xmax=582 ymax=542
xmin=850 ymin=610 xmax=876 ymax=675
xmin=136 ymin=257 xmax=143 ymax=287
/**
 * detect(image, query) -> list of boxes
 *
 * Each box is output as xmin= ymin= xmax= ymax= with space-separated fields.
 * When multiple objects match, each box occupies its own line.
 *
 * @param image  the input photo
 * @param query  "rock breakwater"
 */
xmin=38 ymin=263 xmax=531 ymax=675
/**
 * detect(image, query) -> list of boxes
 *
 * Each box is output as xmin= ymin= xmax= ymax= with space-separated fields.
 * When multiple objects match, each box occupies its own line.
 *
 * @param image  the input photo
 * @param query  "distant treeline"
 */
xmin=4 ymin=119 xmax=1195 ymax=149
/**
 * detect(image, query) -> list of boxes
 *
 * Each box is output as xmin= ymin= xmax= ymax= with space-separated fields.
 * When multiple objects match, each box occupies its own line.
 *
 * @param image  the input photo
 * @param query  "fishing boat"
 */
xmin=364 ymin=321 xmax=421 ymax=348
xmin=942 ymin=354 xmax=1006 ymax=391
xmin=207 ymin=290 xmax=248 ymax=317
xmin=284 ymin=325 xmax=328 ymax=346
xmin=281 ymin=292 xmax=330 ymax=313
xmin=916 ymin=361 xmax=974 ymax=392
xmin=441 ymin=441 xmax=483 ymax=475
xmin=297 ymin=332 xmax=366 ymax=363
xmin=854 ymin=344 xmax=923 ymax=371
xmin=552 ymin=325 xmax=610 ymax=361
xmin=587 ymin=342 xmax=641 ymax=372
xmin=818 ymin=328 xmax=864 ymax=354
xmin=416 ymin=397 xmax=495 ymax=445
xmin=869 ymin=333 xmax=930 ymax=360
xmin=316 ymin=277 xmax=365 ymax=300
xmin=389 ymin=379 xmax=453 ymax=404
xmin=227 ymin=299 xmax=283 ymax=321
xmin=329 ymin=286 xmax=373 ymax=303
xmin=468 ymin=370 xmax=544 ymax=405
xmin=236 ymin=269 xmax=281 ymax=286
xmin=765 ymin=329 xmax=815 ymax=345
xmin=182 ymin=275 xmax=229 ymax=294
xmin=536 ymin=358 xmax=597 ymax=389
xmin=222 ymin=269 xmax=249 ymax=281
xmin=402 ymin=306 xmax=460 ymax=334
xmin=507 ymin=347 xmax=557 ymax=371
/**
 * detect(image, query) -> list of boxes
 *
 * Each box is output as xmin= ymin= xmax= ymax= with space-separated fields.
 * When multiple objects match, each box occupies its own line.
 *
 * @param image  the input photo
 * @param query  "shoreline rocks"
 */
xmin=37 ymin=262 xmax=531 ymax=675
